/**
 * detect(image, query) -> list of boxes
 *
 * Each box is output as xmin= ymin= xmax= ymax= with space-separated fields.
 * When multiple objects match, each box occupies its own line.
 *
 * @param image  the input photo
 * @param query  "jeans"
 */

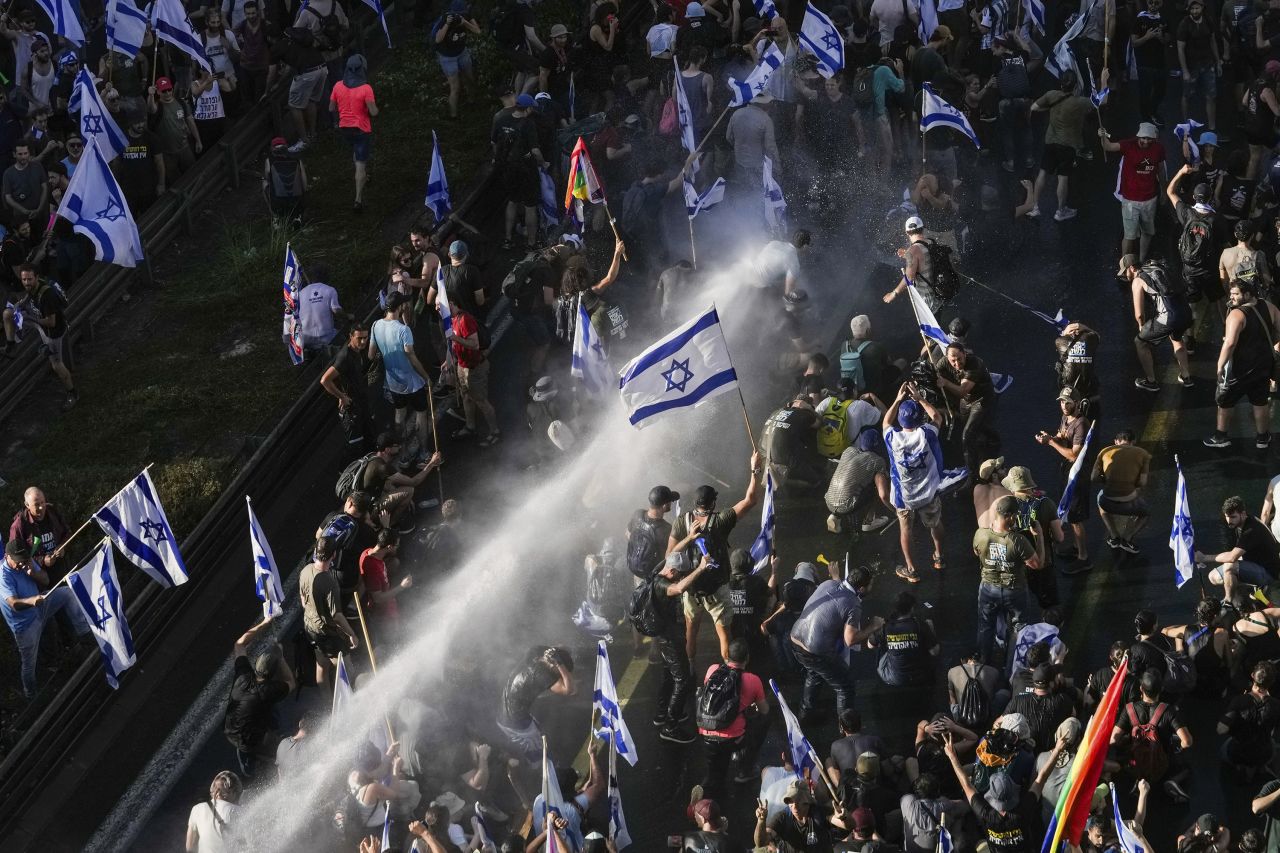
xmin=12 ymin=586 xmax=88 ymax=698
xmin=998 ymin=98 xmax=1033 ymax=166
xmin=1137 ymin=65 xmax=1167 ymax=120
xmin=792 ymin=642 xmax=858 ymax=716
xmin=976 ymin=582 xmax=1027 ymax=664
xmin=653 ymin=630 xmax=692 ymax=721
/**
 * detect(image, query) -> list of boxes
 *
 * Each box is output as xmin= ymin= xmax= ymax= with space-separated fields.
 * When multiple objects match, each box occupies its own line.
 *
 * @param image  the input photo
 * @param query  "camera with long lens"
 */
xmin=907 ymin=358 xmax=943 ymax=407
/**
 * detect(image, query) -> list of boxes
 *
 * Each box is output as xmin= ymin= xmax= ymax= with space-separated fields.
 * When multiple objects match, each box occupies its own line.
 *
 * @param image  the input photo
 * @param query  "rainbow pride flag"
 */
xmin=1041 ymin=657 xmax=1129 ymax=853
xmin=564 ymin=136 xmax=606 ymax=213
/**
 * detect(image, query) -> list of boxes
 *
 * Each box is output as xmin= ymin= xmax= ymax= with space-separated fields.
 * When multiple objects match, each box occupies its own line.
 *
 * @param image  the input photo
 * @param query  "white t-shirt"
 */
xmin=751 ymin=240 xmax=799 ymax=289
xmin=187 ymin=800 xmax=238 ymax=852
xmin=885 ymin=423 xmax=942 ymax=510
xmin=816 ymin=397 xmax=880 ymax=444
xmin=201 ymin=29 xmax=241 ymax=77
xmin=870 ymin=0 xmax=920 ymax=46
xmin=298 ymin=282 xmax=342 ymax=342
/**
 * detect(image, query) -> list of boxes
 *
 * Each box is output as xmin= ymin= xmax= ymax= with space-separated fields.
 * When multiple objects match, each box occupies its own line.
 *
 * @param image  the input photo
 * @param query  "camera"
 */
xmin=908 ymin=358 xmax=943 ymax=407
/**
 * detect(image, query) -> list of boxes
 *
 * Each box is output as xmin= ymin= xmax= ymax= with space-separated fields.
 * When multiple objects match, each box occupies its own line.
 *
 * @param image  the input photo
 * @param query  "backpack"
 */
xmin=679 ymin=511 xmax=730 ymax=594
xmin=695 ymin=665 xmax=742 ymax=731
xmin=268 ymin=152 xmax=305 ymax=198
xmin=35 ymin=280 xmax=68 ymax=313
xmin=305 ymin=4 xmax=344 ymax=50
xmin=626 ymin=517 xmax=663 ymax=578
xmin=620 ymin=181 xmax=660 ymax=235
xmin=839 ymin=340 xmax=871 ymax=390
xmin=1178 ymin=215 xmax=1215 ymax=269
xmin=921 ymin=239 xmax=960 ymax=302
xmin=501 ymin=251 xmax=550 ymax=314
xmin=1139 ymin=261 xmax=1189 ymax=310
xmin=658 ymin=96 xmax=679 ymax=135
xmin=851 ymin=67 xmax=874 ymax=106
xmin=334 ymin=453 xmax=376 ymax=500
xmin=955 ymin=665 xmax=990 ymax=730
xmin=1124 ymin=702 xmax=1171 ymax=781
xmin=1138 ymin=637 xmax=1197 ymax=694
xmin=817 ymin=398 xmax=853 ymax=459
xmin=490 ymin=2 xmax=525 ymax=48
xmin=628 ymin=577 xmax=663 ymax=635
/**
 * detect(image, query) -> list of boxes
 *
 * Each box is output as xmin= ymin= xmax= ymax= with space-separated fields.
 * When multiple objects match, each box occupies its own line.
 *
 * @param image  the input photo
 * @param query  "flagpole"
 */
xmin=48 ymin=536 xmax=111 ymax=591
xmin=688 ymin=217 xmax=697 ymax=268
xmin=900 ymin=274 xmax=955 ymax=422
xmin=423 ymin=375 xmax=445 ymax=505
xmin=711 ymin=302 xmax=758 ymax=454
xmin=350 ymin=591 xmax=396 ymax=744
xmin=690 ymin=103 xmax=734 ymax=162
xmin=52 ymin=462 xmax=156 ymax=560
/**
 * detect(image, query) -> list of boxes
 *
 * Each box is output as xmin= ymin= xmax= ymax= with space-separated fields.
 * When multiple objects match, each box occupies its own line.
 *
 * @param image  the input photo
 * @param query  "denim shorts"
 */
xmin=438 ymin=48 xmax=473 ymax=77
xmin=1186 ymin=65 xmax=1217 ymax=100
xmin=339 ymin=126 xmax=371 ymax=162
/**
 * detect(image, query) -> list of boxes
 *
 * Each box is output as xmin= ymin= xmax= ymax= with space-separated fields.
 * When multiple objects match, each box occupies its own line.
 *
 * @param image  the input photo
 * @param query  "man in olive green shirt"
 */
xmin=973 ymin=495 xmax=1042 ymax=662
xmin=1029 ymin=67 xmax=1105 ymax=221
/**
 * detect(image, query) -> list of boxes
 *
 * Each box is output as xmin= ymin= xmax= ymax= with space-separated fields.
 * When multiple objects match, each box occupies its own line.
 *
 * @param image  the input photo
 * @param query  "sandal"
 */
xmin=895 ymin=566 xmax=920 ymax=583
xmin=932 ymin=555 xmax=946 ymax=571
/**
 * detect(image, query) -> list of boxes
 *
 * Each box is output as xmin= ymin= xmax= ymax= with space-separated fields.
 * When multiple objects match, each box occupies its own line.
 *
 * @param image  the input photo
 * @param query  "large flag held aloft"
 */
xmin=728 ymin=41 xmax=784 ymax=107
xmin=75 ymin=68 xmax=128 ymax=161
xmin=798 ymin=2 xmax=844 ymax=78
xmin=56 ymin=136 xmax=144 ymax=267
xmin=426 ymin=130 xmax=451 ymax=221
xmin=107 ymin=0 xmax=148 ymax=57
xmin=921 ymin=83 xmax=980 ymax=148
xmin=593 ymin=640 xmax=638 ymax=765
xmin=247 ymin=497 xmax=284 ymax=618
xmin=571 ymin=302 xmax=613 ymax=395
xmin=748 ymin=471 xmax=775 ymax=573
xmin=67 ymin=540 xmax=136 ymax=688
xmin=93 ymin=469 xmax=189 ymax=587
xmin=565 ymin=137 xmax=605 ymax=212
xmin=151 ymin=0 xmax=211 ymax=71
xmin=1170 ymin=455 xmax=1195 ymax=588
xmin=34 ymin=0 xmax=85 ymax=44
xmin=618 ymin=305 xmax=739 ymax=428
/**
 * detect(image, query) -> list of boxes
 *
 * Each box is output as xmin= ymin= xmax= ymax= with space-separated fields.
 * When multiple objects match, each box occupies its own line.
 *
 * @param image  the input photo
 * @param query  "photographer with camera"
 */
xmin=434 ymin=0 xmax=482 ymax=120
xmin=883 ymin=381 xmax=946 ymax=583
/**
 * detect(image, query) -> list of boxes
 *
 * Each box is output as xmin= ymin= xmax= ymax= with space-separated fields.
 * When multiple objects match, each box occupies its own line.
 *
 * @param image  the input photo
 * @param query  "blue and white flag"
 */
xmin=93 ymin=469 xmax=189 ymax=587
xmin=1126 ymin=35 xmax=1139 ymax=79
xmin=593 ymin=640 xmax=638 ymax=766
xmin=541 ymin=751 xmax=581 ymax=853
xmin=75 ymin=69 xmax=127 ymax=161
xmin=921 ymin=83 xmax=979 ymax=148
xmin=1056 ymin=422 xmax=1095 ymax=520
xmin=1046 ymin=9 xmax=1088 ymax=78
xmin=571 ymin=301 xmax=613 ymax=395
xmin=938 ymin=824 xmax=955 ymax=853
xmin=1027 ymin=305 xmax=1068 ymax=331
xmin=768 ymin=678 xmax=817 ymax=778
xmin=728 ymin=41 xmax=784 ymax=107
xmin=798 ymin=2 xmax=844 ymax=78
xmin=1170 ymin=455 xmax=1195 ymax=588
xmin=331 ymin=652 xmax=354 ymax=722
xmin=106 ymin=0 xmax=148 ymax=57
xmin=992 ymin=372 xmax=1014 ymax=394
xmin=380 ymin=806 xmax=392 ymax=852
xmin=748 ymin=471 xmax=775 ymax=573
xmin=752 ymin=0 xmax=778 ymax=19
xmin=1175 ymin=118 xmax=1205 ymax=165
xmin=56 ymin=136 xmax=144 ymax=267
xmin=1022 ymin=0 xmax=1045 ymax=33
xmin=918 ymin=0 xmax=939 ymax=43
xmin=617 ymin=305 xmax=739 ymax=428
xmin=539 ymin=169 xmax=560 ymax=226
xmin=426 ymin=130 xmax=451 ymax=221
xmin=246 ymin=497 xmax=284 ymax=619
xmin=34 ymin=0 xmax=85 ymax=44
xmin=907 ymin=281 xmax=950 ymax=346
xmin=763 ymin=155 xmax=786 ymax=228
xmin=607 ymin=747 xmax=632 ymax=850
xmin=1110 ymin=784 xmax=1148 ymax=853
xmin=67 ymin=540 xmax=136 ymax=688
xmin=672 ymin=56 xmax=698 ymax=161
xmin=361 ymin=0 xmax=391 ymax=47
xmin=435 ymin=264 xmax=452 ymax=334
xmin=684 ymin=177 xmax=726 ymax=219
xmin=151 ymin=0 xmax=211 ymax=71
xmin=283 ymin=243 xmax=303 ymax=364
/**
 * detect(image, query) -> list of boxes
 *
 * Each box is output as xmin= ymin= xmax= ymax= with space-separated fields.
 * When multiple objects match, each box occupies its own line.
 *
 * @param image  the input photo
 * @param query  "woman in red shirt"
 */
xmin=329 ymin=54 xmax=380 ymax=212
xmin=359 ymin=528 xmax=411 ymax=643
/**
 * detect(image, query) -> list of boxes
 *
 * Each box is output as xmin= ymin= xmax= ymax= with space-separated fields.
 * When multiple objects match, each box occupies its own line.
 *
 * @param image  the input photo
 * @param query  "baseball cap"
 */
xmin=685 ymin=1 xmax=706 ymax=16
xmin=1116 ymin=253 xmax=1140 ymax=275
xmin=253 ymin=649 xmax=280 ymax=676
xmin=978 ymin=457 xmax=1006 ymax=481
xmin=855 ymin=752 xmax=880 ymax=780
xmin=561 ymin=233 xmax=583 ymax=247
xmin=1198 ymin=131 xmax=1219 ymax=148
xmin=782 ymin=779 xmax=815 ymax=805
xmin=694 ymin=485 xmax=718 ymax=508
xmin=997 ymin=712 xmax=1032 ymax=743
xmin=1001 ymin=465 xmax=1037 ymax=493
xmin=534 ymin=91 xmax=552 ymax=102
xmin=449 ymin=239 xmax=469 ymax=258
xmin=1032 ymin=663 xmax=1054 ymax=686
xmin=1197 ymin=814 xmax=1221 ymax=834
xmin=550 ymin=23 xmax=569 ymax=37
xmin=1136 ymin=122 xmax=1158 ymax=139
xmin=851 ymin=807 xmax=876 ymax=834
xmin=729 ymin=548 xmax=752 ymax=575
xmin=692 ymin=799 xmax=721 ymax=824
xmin=898 ymin=399 xmax=924 ymax=428
xmin=5 ymin=539 xmax=31 ymax=559
xmin=1057 ymin=386 xmax=1079 ymax=403
xmin=515 ymin=93 xmax=536 ymax=108
xmin=648 ymin=485 xmax=679 ymax=506
xmin=904 ymin=215 xmax=924 ymax=232
xmin=155 ymin=76 xmax=174 ymax=92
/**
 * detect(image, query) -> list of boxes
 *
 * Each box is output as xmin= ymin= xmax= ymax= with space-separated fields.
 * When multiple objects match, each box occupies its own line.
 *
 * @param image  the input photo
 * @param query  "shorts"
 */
xmin=288 ymin=66 xmax=328 ymax=109
xmin=501 ymin=160 xmax=539 ymax=207
xmin=1186 ymin=65 xmax=1217 ymax=101
xmin=1216 ymin=372 xmax=1272 ymax=408
xmin=1061 ymin=473 xmax=1089 ymax=524
xmin=307 ymin=628 xmax=348 ymax=658
xmin=457 ymin=359 xmax=490 ymax=403
xmin=339 ymin=126 xmax=371 ymax=162
xmin=38 ymin=330 xmax=64 ymax=362
xmin=390 ymin=386 xmax=429 ymax=412
xmin=1137 ymin=315 xmax=1190 ymax=344
xmin=1040 ymin=143 xmax=1077 ymax=177
xmin=682 ymin=583 xmax=733 ymax=627
xmin=1120 ymin=198 xmax=1157 ymax=240
xmin=1184 ymin=269 xmax=1219 ymax=302
xmin=896 ymin=495 xmax=943 ymax=529
xmin=1208 ymin=559 xmax=1274 ymax=587
xmin=1097 ymin=491 xmax=1149 ymax=517
xmin=1247 ymin=127 xmax=1280 ymax=149
xmin=437 ymin=48 xmax=473 ymax=77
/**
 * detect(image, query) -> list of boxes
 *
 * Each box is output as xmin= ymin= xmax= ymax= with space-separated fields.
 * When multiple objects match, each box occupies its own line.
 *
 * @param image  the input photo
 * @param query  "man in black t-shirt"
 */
xmin=223 ymin=615 xmax=294 ymax=777
xmin=868 ymin=591 xmax=939 ymax=688
xmin=727 ymin=548 xmax=771 ymax=656
xmin=442 ymin=239 xmax=486 ymax=317
xmin=115 ymin=111 xmax=164 ymax=210
xmin=1196 ymin=495 xmax=1280 ymax=604
xmin=943 ymin=733 xmax=1042 ymax=852
xmin=320 ymin=324 xmax=373 ymax=457
xmin=18 ymin=264 xmax=76 ymax=409
xmin=1218 ymin=661 xmax=1280 ymax=776
xmin=761 ymin=396 xmax=823 ymax=489
xmin=498 ymin=646 xmax=574 ymax=762
xmin=1110 ymin=669 xmax=1194 ymax=800
xmin=537 ymin=24 xmax=573 ymax=107
xmin=1132 ymin=0 xmax=1169 ymax=123
xmin=491 ymin=94 xmax=547 ymax=251
xmin=936 ymin=342 xmax=997 ymax=484
xmin=650 ymin=552 xmax=710 ymax=743
xmin=315 ymin=491 xmax=376 ymax=599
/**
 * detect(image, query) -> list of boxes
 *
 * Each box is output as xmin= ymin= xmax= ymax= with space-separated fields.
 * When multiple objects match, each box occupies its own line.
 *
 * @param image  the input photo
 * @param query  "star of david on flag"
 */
xmin=798 ymin=2 xmax=845 ymax=78
xmin=67 ymin=539 xmax=137 ymax=688
xmin=93 ymin=468 xmax=189 ymax=588
xmin=1169 ymin=455 xmax=1195 ymax=588
xmin=618 ymin=305 xmax=739 ymax=428
xmin=75 ymin=68 xmax=128 ymax=161
xmin=56 ymin=135 xmax=143 ymax=267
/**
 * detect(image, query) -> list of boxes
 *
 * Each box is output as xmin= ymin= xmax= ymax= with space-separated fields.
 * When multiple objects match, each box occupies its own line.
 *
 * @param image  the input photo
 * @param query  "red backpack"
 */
xmin=1124 ymin=702 xmax=1170 ymax=781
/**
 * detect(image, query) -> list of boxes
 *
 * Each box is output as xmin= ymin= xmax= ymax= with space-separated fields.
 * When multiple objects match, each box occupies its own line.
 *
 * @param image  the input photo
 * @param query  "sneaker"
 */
xmin=733 ymin=768 xmax=758 ymax=783
xmin=1053 ymin=207 xmax=1078 ymax=221
xmin=861 ymin=515 xmax=891 ymax=533
xmin=1026 ymin=204 xmax=1041 ymax=218
xmin=1078 ymin=148 xmax=1094 ymax=161
xmin=1 ymin=339 xmax=13 ymax=357
xmin=1060 ymin=560 xmax=1093 ymax=576
xmin=1115 ymin=539 xmax=1140 ymax=554
xmin=1149 ymin=116 xmax=1165 ymax=128
xmin=352 ymin=201 xmax=364 ymax=213
xmin=62 ymin=391 xmax=78 ymax=411
xmin=1178 ymin=375 xmax=1195 ymax=388
xmin=1203 ymin=431 xmax=1232 ymax=448
xmin=688 ymin=785 xmax=704 ymax=813
xmin=501 ymin=238 xmax=515 ymax=250
xmin=1106 ymin=537 xmax=1122 ymax=550
xmin=1134 ymin=378 xmax=1159 ymax=392
xmin=1259 ymin=433 xmax=1274 ymax=449
xmin=475 ymin=801 xmax=509 ymax=824
xmin=287 ymin=140 xmax=307 ymax=153
xmin=826 ymin=514 xmax=841 ymax=534
xmin=652 ymin=711 xmax=671 ymax=728
xmin=659 ymin=725 xmax=696 ymax=744
xmin=1164 ymin=779 xmax=1191 ymax=802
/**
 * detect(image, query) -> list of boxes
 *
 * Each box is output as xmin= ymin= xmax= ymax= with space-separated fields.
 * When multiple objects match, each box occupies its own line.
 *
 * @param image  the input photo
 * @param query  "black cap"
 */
xmin=1032 ymin=664 xmax=1054 ymax=686
xmin=648 ymin=485 xmax=679 ymax=507
xmin=1192 ymin=183 xmax=1211 ymax=202
xmin=5 ymin=539 xmax=31 ymax=559
xmin=694 ymin=485 xmax=718 ymax=508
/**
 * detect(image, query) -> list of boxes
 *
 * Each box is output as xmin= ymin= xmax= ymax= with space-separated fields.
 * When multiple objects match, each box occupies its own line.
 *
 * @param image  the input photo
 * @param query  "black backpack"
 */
xmin=1139 ymin=261 xmax=1190 ymax=315
xmin=626 ymin=517 xmax=663 ymax=579
xmin=696 ymin=665 xmax=742 ymax=731
xmin=851 ymin=67 xmax=874 ymax=106
xmin=334 ymin=453 xmax=376 ymax=500
xmin=490 ymin=2 xmax=525 ymax=49
xmin=954 ymin=665 xmax=989 ymax=730
xmin=922 ymin=239 xmax=960 ymax=302
xmin=628 ymin=577 xmax=664 ymax=636
xmin=305 ymin=4 xmax=344 ymax=50
xmin=501 ymin=251 xmax=551 ymax=314
xmin=1178 ymin=214 xmax=1215 ymax=269
xmin=678 ymin=512 xmax=729 ymax=594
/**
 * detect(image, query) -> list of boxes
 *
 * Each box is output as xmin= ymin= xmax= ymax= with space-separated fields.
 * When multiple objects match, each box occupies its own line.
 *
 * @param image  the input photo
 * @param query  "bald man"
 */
xmin=9 ymin=487 xmax=70 ymax=582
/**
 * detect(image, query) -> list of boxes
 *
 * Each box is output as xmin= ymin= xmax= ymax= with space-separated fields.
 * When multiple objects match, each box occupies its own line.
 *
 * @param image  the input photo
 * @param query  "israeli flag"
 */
xmin=1175 ymin=118 xmax=1204 ymax=165
xmin=1022 ymin=0 xmax=1045 ymax=33
xmin=1046 ymin=9 xmax=1088 ymax=78
xmin=361 ymin=0 xmax=392 ymax=48
xmin=34 ymin=0 xmax=85 ymax=44
xmin=151 ymin=0 xmax=211 ymax=71
xmin=93 ymin=469 xmax=189 ymax=587
xmin=921 ymin=83 xmax=980 ymax=148
xmin=593 ymin=640 xmax=638 ymax=766
xmin=748 ymin=471 xmax=775 ymax=573
xmin=426 ymin=130 xmax=451 ymax=222
xmin=763 ymin=155 xmax=786 ymax=228
xmin=56 ymin=136 xmax=144 ymax=267
xmin=67 ymin=540 xmax=136 ymax=688
xmin=540 ymin=752 xmax=581 ymax=853
xmin=752 ymin=0 xmax=778 ymax=19
xmin=607 ymin=747 xmax=632 ymax=849
xmin=918 ymin=0 xmax=939 ymax=43
xmin=728 ymin=41 xmax=784 ymax=107
xmin=938 ymin=824 xmax=955 ymax=853
xmin=1056 ymin=422 xmax=1095 ymax=520
xmin=617 ymin=305 xmax=739 ymax=428
xmin=1126 ymin=35 xmax=1139 ymax=80
xmin=1170 ymin=455 xmax=1195 ymax=588
xmin=907 ymin=281 xmax=950 ymax=345
xmin=380 ymin=806 xmax=392 ymax=852
xmin=672 ymin=57 xmax=698 ymax=160
xmin=539 ymin=169 xmax=559 ymax=226
xmin=75 ymin=69 xmax=127 ymax=161
xmin=768 ymin=678 xmax=817 ymax=778
xmin=799 ymin=2 xmax=844 ymax=78
xmin=1110 ymin=784 xmax=1148 ymax=853
xmin=571 ymin=302 xmax=613 ymax=395
xmin=1028 ymin=305 xmax=1068 ymax=331
xmin=683 ymin=176 xmax=725 ymax=219
xmin=331 ymin=652 xmax=354 ymax=726
xmin=106 ymin=0 xmax=148 ymax=57
xmin=282 ymin=243 xmax=303 ymax=364
xmin=435 ymin=264 xmax=452 ymax=334
xmin=246 ymin=497 xmax=284 ymax=619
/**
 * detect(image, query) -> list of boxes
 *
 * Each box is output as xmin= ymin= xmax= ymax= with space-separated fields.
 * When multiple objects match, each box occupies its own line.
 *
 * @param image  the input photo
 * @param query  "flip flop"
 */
xmin=896 ymin=566 xmax=920 ymax=583
xmin=932 ymin=555 xmax=946 ymax=571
